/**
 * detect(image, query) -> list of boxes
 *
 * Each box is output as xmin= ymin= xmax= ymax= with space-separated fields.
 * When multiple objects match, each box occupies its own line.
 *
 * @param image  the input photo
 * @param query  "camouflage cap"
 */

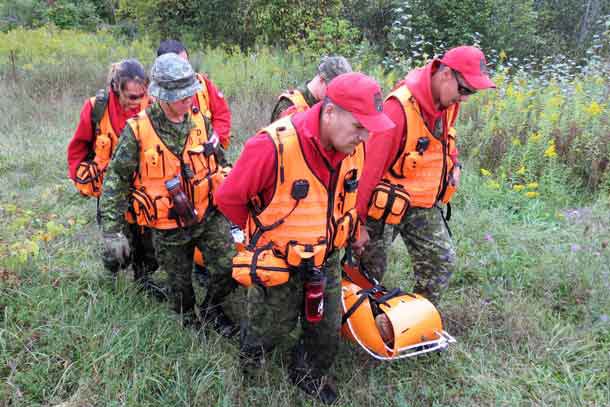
xmin=317 ymin=56 xmax=352 ymax=82
xmin=148 ymin=53 xmax=202 ymax=102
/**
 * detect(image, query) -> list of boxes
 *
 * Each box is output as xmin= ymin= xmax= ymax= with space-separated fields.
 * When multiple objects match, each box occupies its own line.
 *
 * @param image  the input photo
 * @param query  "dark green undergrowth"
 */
xmin=1 ymin=67 xmax=609 ymax=406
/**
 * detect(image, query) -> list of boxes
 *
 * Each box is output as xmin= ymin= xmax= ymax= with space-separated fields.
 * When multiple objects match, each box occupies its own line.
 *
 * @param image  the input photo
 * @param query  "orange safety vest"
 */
xmin=246 ymin=117 xmax=364 ymax=262
xmin=194 ymin=73 xmax=212 ymax=120
xmin=74 ymin=94 xmax=148 ymax=198
xmin=278 ymin=90 xmax=310 ymax=115
xmin=371 ymin=86 xmax=458 ymax=218
xmin=128 ymin=109 xmax=222 ymax=230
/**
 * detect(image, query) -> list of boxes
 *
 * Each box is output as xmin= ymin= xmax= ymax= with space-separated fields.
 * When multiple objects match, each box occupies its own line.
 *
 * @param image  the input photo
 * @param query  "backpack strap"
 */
xmin=91 ymin=88 xmax=109 ymax=134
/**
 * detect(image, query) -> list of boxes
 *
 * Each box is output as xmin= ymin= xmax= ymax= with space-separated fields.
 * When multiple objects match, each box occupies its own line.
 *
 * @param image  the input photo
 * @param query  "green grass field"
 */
xmin=1 ymin=57 xmax=609 ymax=406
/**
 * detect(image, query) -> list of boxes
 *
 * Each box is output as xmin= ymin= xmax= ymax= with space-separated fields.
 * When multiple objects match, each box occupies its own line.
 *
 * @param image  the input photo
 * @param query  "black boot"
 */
xmin=290 ymin=373 xmax=339 ymax=405
xmin=193 ymin=264 xmax=209 ymax=287
xmin=288 ymin=343 xmax=339 ymax=405
xmin=181 ymin=310 xmax=201 ymax=330
xmin=133 ymin=261 xmax=168 ymax=302
xmin=200 ymin=297 xmax=238 ymax=338
xmin=136 ymin=275 xmax=169 ymax=302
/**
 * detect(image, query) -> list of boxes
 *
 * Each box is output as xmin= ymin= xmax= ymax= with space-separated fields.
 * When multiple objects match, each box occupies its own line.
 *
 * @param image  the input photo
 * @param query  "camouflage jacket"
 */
xmin=100 ymin=103 xmax=212 ymax=243
xmin=269 ymin=83 xmax=318 ymax=123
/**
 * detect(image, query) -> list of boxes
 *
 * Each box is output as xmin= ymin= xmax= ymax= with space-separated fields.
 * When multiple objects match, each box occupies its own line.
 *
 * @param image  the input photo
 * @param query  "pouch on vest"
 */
xmin=144 ymin=147 xmax=164 ymax=179
xmin=192 ymin=176 xmax=211 ymax=209
xmin=94 ymin=134 xmax=112 ymax=167
xmin=368 ymin=181 xmax=410 ymax=225
xmin=285 ymin=241 xmax=327 ymax=268
xmin=187 ymin=145 xmax=215 ymax=175
xmin=393 ymin=151 xmax=419 ymax=178
xmin=232 ymin=247 xmax=291 ymax=288
xmin=130 ymin=188 xmax=157 ymax=225
xmin=333 ymin=208 xmax=357 ymax=248
xmin=74 ymin=161 xmax=103 ymax=197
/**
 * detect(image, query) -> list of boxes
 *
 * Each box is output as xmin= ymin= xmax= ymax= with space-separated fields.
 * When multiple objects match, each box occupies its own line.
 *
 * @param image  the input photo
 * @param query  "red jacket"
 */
xmin=194 ymin=75 xmax=232 ymax=146
xmin=66 ymin=90 xmax=143 ymax=180
xmin=215 ymin=102 xmax=348 ymax=229
xmin=355 ymin=61 xmax=460 ymax=222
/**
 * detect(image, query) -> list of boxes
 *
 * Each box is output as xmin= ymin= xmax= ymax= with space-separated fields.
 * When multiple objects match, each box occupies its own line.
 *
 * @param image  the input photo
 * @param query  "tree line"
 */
xmin=1 ymin=0 xmax=609 ymax=63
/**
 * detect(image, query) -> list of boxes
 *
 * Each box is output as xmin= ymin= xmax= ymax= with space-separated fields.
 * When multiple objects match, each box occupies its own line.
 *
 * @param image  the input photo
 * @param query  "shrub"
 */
xmin=0 ymin=26 xmax=152 ymax=95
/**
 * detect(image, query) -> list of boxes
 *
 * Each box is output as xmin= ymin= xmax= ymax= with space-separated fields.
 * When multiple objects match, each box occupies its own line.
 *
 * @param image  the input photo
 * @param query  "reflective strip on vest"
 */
xmin=384 ymin=86 xmax=457 ymax=208
xmin=129 ymin=110 xmax=219 ymax=229
xmin=247 ymin=117 xmax=364 ymax=256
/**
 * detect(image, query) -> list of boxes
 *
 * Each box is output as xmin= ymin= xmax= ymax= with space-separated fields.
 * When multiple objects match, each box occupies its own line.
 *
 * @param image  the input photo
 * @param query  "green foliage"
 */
xmin=0 ymin=26 xmax=152 ymax=94
xmin=341 ymin=0 xmax=394 ymax=51
xmin=44 ymin=0 xmax=101 ymax=30
xmin=292 ymin=17 xmax=362 ymax=60
xmin=250 ymin=0 xmax=343 ymax=47
xmin=459 ymin=68 xmax=610 ymax=197
xmin=0 ymin=0 xmax=47 ymax=30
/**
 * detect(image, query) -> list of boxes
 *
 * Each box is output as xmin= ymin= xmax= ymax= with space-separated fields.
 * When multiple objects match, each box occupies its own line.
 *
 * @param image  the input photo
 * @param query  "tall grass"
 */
xmin=0 ymin=28 xmax=609 ymax=406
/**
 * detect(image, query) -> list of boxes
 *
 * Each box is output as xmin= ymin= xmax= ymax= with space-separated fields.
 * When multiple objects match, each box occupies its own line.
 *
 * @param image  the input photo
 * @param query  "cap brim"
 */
xmin=353 ymin=111 xmax=395 ymax=134
xmin=148 ymin=81 xmax=202 ymax=102
xmin=462 ymin=73 xmax=496 ymax=90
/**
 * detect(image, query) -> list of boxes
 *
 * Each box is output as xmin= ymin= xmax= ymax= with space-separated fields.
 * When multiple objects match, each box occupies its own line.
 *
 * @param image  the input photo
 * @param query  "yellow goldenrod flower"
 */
xmin=525 ymin=191 xmax=539 ymax=198
xmin=513 ymin=184 xmax=525 ymax=191
xmin=516 ymin=165 xmax=526 ymax=175
xmin=549 ymin=95 xmax=563 ymax=108
xmin=544 ymin=142 xmax=557 ymax=158
xmin=487 ymin=180 xmax=501 ymax=190
xmin=499 ymin=50 xmax=507 ymax=62
xmin=527 ymin=182 xmax=539 ymax=190
xmin=512 ymin=137 xmax=521 ymax=146
xmin=574 ymin=82 xmax=583 ymax=94
xmin=480 ymin=168 xmax=492 ymax=177
xmin=585 ymin=101 xmax=603 ymax=117
xmin=530 ymin=132 xmax=542 ymax=143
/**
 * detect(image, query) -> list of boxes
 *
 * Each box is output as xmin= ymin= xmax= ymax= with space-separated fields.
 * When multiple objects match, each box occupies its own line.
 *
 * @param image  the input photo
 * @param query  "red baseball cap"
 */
xmin=440 ymin=46 xmax=496 ymax=90
xmin=326 ymin=72 xmax=395 ymax=133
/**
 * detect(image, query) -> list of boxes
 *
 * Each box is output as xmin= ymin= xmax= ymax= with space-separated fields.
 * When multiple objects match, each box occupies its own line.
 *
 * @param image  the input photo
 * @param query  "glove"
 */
xmin=102 ymin=232 xmax=131 ymax=270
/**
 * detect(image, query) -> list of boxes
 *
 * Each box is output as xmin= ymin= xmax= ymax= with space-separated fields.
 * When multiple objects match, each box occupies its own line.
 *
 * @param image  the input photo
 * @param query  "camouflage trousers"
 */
xmin=238 ymin=251 xmax=341 ymax=380
xmin=153 ymin=209 xmax=236 ymax=314
xmin=360 ymin=206 xmax=456 ymax=304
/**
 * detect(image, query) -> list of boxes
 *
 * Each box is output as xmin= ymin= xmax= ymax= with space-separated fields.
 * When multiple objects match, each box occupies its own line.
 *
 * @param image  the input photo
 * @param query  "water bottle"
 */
xmin=230 ymin=224 xmax=245 ymax=252
xmin=304 ymin=267 xmax=326 ymax=324
xmin=165 ymin=176 xmax=198 ymax=227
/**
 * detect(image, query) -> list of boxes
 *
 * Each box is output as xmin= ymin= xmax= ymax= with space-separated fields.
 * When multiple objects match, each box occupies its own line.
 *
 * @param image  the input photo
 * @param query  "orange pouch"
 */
xmin=232 ymin=247 xmax=291 ymax=288
xmin=285 ymin=241 xmax=327 ymax=268
xmin=95 ymin=134 xmax=112 ymax=165
xmin=367 ymin=181 xmax=410 ymax=225
xmin=333 ymin=208 xmax=357 ymax=248
xmin=74 ymin=161 xmax=103 ymax=197
xmin=130 ymin=188 xmax=156 ymax=225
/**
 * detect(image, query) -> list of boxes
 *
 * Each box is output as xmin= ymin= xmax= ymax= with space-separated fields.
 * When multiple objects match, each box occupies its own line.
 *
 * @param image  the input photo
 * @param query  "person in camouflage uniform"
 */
xmin=269 ymin=55 xmax=352 ymax=123
xmin=66 ymin=59 xmax=163 ymax=297
xmin=354 ymin=46 xmax=496 ymax=305
xmin=100 ymin=53 xmax=237 ymax=331
xmin=216 ymin=72 xmax=395 ymax=404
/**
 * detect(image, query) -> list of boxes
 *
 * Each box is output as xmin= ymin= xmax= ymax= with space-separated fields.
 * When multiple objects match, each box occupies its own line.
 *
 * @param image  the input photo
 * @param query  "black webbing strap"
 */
xmin=341 ymin=288 xmax=374 ymax=325
xmin=438 ymin=204 xmax=452 ymax=238
xmin=96 ymin=196 xmax=101 ymax=226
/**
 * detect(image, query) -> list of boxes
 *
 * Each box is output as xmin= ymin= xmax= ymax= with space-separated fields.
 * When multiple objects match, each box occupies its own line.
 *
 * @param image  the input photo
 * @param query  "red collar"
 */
xmin=404 ymin=60 xmax=452 ymax=131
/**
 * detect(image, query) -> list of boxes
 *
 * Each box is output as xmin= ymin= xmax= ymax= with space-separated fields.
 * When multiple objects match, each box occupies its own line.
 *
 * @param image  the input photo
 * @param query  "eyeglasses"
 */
xmin=452 ymin=70 xmax=476 ymax=96
xmin=124 ymin=92 xmax=146 ymax=101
